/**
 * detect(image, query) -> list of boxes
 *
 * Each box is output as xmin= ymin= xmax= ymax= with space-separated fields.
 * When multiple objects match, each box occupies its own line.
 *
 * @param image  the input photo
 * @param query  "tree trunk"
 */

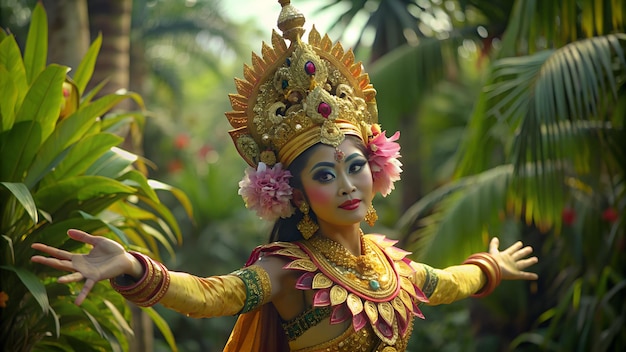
xmin=87 ymin=0 xmax=132 ymax=108
xmin=43 ymin=0 xmax=90 ymax=71
xmin=86 ymin=2 xmax=152 ymax=351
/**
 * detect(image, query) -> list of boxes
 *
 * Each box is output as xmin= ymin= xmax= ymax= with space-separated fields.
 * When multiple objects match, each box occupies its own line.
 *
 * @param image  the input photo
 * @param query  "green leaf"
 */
xmin=78 ymin=91 xmax=143 ymax=122
xmin=142 ymin=307 xmax=178 ymax=352
xmin=405 ymin=165 xmax=512 ymax=267
xmin=3 ymin=65 xmax=66 ymax=181
xmin=0 ymin=66 xmax=18 ymax=132
xmin=0 ymin=121 xmax=42 ymax=181
xmin=39 ymin=133 xmax=123 ymax=187
xmin=148 ymin=179 xmax=194 ymax=221
xmin=73 ymin=33 xmax=102 ymax=95
xmin=23 ymin=2 xmax=48 ymax=85
xmin=0 ymin=265 xmax=50 ymax=313
xmin=0 ymin=34 xmax=27 ymax=105
xmin=34 ymin=176 xmax=136 ymax=214
xmin=85 ymin=147 xmax=137 ymax=178
xmin=118 ymin=170 xmax=159 ymax=202
xmin=24 ymin=115 xmax=112 ymax=189
xmin=1 ymin=182 xmax=38 ymax=224
xmin=102 ymin=300 xmax=133 ymax=336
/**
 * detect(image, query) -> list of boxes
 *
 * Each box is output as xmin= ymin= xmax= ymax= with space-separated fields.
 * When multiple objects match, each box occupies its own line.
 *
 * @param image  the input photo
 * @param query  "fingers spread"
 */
xmin=75 ymin=279 xmax=95 ymax=305
xmin=489 ymin=237 xmax=500 ymax=254
xmin=58 ymin=272 xmax=85 ymax=284
xmin=31 ymin=256 xmax=76 ymax=273
xmin=67 ymin=229 xmax=98 ymax=245
xmin=31 ymin=243 xmax=72 ymax=260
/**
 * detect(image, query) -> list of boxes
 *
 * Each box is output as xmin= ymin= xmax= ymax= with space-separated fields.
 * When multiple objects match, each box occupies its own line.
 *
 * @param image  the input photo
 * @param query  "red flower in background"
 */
xmin=562 ymin=208 xmax=576 ymax=226
xmin=168 ymin=159 xmax=184 ymax=173
xmin=602 ymin=207 xmax=619 ymax=223
xmin=174 ymin=134 xmax=190 ymax=149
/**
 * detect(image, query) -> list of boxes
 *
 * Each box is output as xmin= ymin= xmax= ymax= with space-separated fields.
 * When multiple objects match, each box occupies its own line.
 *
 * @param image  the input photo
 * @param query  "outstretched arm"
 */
xmin=31 ymin=229 xmax=143 ymax=305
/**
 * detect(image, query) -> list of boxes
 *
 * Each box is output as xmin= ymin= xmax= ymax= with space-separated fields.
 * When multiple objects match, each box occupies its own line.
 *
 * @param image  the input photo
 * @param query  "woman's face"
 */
xmin=299 ymin=138 xmax=373 ymax=228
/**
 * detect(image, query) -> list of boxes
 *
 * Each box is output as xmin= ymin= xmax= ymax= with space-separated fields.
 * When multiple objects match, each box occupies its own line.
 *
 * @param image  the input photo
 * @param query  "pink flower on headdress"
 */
xmin=238 ymin=162 xmax=295 ymax=221
xmin=367 ymin=125 xmax=402 ymax=197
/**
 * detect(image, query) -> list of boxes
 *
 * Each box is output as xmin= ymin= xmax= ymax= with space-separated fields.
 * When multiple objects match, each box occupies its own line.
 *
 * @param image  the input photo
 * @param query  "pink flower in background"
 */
xmin=238 ymin=162 xmax=295 ymax=221
xmin=367 ymin=126 xmax=402 ymax=197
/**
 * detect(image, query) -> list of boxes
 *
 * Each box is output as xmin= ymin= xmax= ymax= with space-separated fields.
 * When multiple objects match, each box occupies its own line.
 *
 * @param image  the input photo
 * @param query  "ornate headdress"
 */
xmin=229 ymin=0 xmax=402 ymax=221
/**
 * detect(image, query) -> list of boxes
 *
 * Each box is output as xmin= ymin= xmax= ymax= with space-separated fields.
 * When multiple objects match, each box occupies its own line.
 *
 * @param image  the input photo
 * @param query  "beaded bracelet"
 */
xmin=463 ymin=252 xmax=502 ymax=297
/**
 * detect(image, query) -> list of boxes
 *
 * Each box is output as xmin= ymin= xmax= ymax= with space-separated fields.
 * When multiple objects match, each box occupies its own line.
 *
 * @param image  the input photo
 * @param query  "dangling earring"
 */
xmin=297 ymin=201 xmax=319 ymax=239
xmin=365 ymin=203 xmax=378 ymax=226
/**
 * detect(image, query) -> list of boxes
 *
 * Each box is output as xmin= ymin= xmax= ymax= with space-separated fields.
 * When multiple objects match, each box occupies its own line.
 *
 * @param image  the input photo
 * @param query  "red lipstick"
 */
xmin=339 ymin=199 xmax=361 ymax=210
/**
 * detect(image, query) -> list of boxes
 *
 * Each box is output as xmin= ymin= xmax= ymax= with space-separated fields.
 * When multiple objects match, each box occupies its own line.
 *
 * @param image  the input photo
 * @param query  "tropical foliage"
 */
xmin=0 ymin=4 xmax=190 ymax=351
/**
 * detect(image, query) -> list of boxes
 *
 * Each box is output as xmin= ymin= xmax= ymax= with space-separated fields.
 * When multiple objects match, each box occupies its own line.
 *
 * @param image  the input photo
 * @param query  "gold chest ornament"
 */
xmin=269 ymin=234 xmax=428 ymax=346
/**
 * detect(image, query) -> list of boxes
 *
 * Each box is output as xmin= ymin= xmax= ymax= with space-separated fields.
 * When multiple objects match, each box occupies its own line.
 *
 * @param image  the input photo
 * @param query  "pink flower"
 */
xmin=367 ymin=128 xmax=402 ymax=197
xmin=238 ymin=162 xmax=295 ymax=221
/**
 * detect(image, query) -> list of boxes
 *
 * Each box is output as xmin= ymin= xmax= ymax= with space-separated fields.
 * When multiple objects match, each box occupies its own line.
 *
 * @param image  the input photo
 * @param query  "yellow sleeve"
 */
xmin=159 ymin=265 xmax=272 ymax=318
xmin=110 ymin=252 xmax=272 ymax=318
xmin=411 ymin=263 xmax=486 ymax=305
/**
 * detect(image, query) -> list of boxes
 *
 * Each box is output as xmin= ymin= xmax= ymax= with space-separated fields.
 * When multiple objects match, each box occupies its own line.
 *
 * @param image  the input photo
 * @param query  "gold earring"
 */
xmin=365 ymin=203 xmax=378 ymax=226
xmin=297 ymin=201 xmax=319 ymax=239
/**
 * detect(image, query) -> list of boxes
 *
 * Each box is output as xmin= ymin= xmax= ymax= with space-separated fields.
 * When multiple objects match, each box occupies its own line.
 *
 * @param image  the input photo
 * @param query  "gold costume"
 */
xmin=111 ymin=234 xmax=500 ymax=351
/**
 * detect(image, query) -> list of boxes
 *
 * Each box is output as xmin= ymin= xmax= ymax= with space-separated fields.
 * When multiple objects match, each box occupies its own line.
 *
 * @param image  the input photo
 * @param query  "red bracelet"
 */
xmin=463 ymin=252 xmax=502 ymax=297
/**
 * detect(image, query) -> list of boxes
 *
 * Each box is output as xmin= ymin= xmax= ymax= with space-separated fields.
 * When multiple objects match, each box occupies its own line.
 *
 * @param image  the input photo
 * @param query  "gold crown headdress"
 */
xmin=225 ymin=0 xmax=378 ymax=168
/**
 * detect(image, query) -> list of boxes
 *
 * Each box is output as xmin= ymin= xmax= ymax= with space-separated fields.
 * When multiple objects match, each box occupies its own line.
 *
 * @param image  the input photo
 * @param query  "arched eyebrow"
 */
xmin=308 ymin=153 xmax=364 ymax=174
xmin=344 ymin=153 xmax=363 ymax=163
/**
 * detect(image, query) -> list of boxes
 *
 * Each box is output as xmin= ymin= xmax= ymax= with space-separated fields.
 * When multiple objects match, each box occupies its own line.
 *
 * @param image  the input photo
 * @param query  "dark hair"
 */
xmin=268 ymin=136 xmax=368 ymax=243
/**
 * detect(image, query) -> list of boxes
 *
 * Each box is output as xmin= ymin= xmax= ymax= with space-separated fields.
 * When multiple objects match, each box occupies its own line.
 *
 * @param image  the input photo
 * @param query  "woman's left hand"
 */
xmin=489 ymin=237 xmax=539 ymax=280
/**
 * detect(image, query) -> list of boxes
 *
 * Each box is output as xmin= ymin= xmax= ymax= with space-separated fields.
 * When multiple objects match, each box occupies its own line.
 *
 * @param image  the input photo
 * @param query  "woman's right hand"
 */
xmin=31 ymin=229 xmax=143 ymax=305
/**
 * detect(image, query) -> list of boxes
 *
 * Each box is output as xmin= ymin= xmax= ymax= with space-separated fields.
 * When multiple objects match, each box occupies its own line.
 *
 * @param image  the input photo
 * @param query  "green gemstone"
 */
xmin=369 ymin=280 xmax=380 ymax=290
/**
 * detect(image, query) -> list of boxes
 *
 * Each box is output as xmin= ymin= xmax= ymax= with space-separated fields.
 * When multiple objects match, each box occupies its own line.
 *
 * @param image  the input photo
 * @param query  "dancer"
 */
xmin=32 ymin=1 xmax=538 ymax=351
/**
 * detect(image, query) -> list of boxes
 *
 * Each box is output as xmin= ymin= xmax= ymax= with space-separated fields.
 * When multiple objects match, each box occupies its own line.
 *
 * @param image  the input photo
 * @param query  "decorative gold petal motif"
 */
xmin=399 ymin=290 xmax=413 ymax=311
xmin=346 ymin=293 xmax=363 ymax=315
xmin=400 ymin=277 xmax=418 ymax=298
xmin=378 ymin=301 xmax=395 ymax=327
xmin=329 ymin=285 xmax=348 ymax=306
xmin=273 ymin=247 xmax=308 ymax=259
xmin=284 ymin=259 xmax=317 ymax=272
xmin=395 ymin=260 xmax=414 ymax=278
xmin=364 ymin=300 xmax=378 ymax=325
xmin=312 ymin=273 xmax=333 ymax=289
xmin=392 ymin=296 xmax=408 ymax=322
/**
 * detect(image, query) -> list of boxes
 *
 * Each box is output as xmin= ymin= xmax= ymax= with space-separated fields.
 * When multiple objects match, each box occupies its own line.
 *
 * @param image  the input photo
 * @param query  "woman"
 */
xmin=31 ymin=1 xmax=538 ymax=351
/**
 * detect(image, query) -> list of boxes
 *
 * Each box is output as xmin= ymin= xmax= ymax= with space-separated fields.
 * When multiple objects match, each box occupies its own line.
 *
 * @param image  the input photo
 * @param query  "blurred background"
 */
xmin=1 ymin=0 xmax=624 ymax=351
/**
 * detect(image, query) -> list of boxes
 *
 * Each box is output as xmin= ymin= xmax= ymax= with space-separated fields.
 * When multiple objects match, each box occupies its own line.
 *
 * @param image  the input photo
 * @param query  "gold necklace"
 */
xmin=308 ymin=231 xmax=386 ymax=290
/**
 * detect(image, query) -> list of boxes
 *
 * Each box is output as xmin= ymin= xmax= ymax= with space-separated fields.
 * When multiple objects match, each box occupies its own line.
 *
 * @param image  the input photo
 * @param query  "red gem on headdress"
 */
xmin=317 ymin=102 xmax=331 ymax=118
xmin=304 ymin=61 xmax=316 ymax=75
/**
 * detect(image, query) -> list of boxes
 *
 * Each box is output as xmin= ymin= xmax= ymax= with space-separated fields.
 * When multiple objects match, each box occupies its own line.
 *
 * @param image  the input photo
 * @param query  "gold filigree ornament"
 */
xmin=225 ymin=0 xmax=378 ymax=168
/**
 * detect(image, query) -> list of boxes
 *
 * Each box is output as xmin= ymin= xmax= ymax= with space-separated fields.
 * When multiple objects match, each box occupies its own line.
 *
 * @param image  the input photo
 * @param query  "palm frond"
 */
xmin=369 ymin=37 xmax=450 ymax=130
xmin=500 ymin=0 xmax=626 ymax=56
xmin=399 ymin=165 xmax=513 ymax=267
xmin=457 ymin=34 xmax=626 ymax=181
